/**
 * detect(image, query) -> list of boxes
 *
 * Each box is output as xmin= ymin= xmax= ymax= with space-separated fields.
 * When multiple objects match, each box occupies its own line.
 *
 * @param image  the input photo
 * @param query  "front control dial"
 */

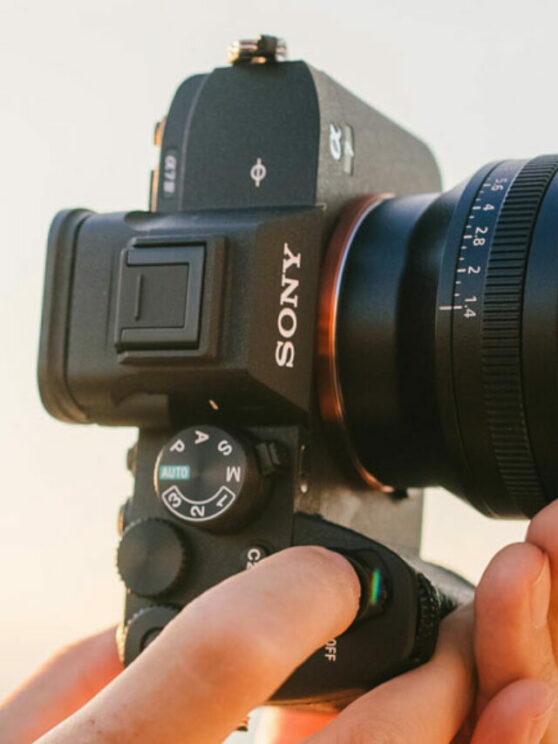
xmin=117 ymin=518 xmax=188 ymax=598
xmin=154 ymin=426 xmax=277 ymax=531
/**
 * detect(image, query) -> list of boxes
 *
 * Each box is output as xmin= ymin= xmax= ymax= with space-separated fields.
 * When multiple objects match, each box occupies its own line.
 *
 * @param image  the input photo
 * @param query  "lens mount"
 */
xmin=317 ymin=195 xmax=391 ymax=490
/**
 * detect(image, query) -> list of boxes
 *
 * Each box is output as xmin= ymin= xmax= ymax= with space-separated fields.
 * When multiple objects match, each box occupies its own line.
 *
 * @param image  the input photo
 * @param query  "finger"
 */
xmin=0 ymin=627 xmax=122 ymax=744
xmin=527 ymin=499 xmax=558 ymax=652
xmin=471 ymin=679 xmax=554 ymax=744
xmin=37 ymin=547 xmax=361 ymax=744
xmin=303 ymin=605 xmax=475 ymax=744
xmin=474 ymin=542 xmax=557 ymax=717
xmin=255 ymin=708 xmax=336 ymax=744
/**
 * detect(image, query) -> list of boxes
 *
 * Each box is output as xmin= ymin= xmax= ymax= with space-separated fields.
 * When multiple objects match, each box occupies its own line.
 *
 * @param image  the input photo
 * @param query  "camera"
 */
xmin=38 ymin=35 xmax=557 ymax=706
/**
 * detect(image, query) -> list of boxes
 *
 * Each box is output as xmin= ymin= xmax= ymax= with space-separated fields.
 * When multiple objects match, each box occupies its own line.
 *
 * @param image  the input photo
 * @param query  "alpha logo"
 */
xmin=275 ymin=242 xmax=301 ymax=368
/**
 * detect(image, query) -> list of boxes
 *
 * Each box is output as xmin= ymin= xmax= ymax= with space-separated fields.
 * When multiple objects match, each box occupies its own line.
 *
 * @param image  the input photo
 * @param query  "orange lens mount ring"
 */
xmin=317 ymin=194 xmax=393 ymax=491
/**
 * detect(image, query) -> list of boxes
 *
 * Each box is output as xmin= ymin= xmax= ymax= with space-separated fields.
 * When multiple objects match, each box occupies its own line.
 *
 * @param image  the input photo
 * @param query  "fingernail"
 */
xmin=527 ymin=690 xmax=554 ymax=744
xmin=531 ymin=553 xmax=551 ymax=630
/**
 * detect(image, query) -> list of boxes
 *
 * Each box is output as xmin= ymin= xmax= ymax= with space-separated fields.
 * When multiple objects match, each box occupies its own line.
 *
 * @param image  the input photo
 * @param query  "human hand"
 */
xmin=0 ymin=626 xmax=122 ymax=744
xmin=258 ymin=499 xmax=558 ymax=744
xmin=1 ymin=499 xmax=557 ymax=744
xmin=0 ymin=544 xmax=473 ymax=744
xmin=0 ymin=547 xmax=359 ymax=743
xmin=470 ymin=497 xmax=558 ymax=743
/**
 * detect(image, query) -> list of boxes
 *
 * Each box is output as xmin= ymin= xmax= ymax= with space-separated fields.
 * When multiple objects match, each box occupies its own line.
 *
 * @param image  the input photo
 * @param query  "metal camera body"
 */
xmin=38 ymin=42 xmax=471 ymax=706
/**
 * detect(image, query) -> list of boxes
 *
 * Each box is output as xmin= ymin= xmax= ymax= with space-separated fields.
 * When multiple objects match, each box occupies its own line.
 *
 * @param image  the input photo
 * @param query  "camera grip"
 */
xmin=269 ymin=513 xmax=472 ymax=706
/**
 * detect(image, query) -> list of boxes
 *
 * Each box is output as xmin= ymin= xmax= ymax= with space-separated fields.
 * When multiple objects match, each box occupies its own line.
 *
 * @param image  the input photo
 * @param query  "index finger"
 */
xmin=37 ymin=547 xmax=360 ymax=744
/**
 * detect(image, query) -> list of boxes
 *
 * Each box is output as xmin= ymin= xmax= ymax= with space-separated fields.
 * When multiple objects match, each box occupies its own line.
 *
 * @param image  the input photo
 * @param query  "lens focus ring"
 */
xmin=481 ymin=156 xmax=558 ymax=512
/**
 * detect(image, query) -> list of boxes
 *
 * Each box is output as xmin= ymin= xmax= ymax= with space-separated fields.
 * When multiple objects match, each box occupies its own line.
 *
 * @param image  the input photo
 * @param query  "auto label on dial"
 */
xmin=154 ymin=427 xmax=247 ymax=524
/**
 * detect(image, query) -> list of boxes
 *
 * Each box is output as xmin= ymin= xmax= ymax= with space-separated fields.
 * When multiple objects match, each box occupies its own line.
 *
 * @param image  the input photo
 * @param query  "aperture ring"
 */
xmin=481 ymin=155 xmax=558 ymax=513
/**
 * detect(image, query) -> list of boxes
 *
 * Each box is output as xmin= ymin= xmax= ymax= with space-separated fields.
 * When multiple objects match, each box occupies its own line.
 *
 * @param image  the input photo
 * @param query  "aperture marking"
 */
xmin=439 ymin=165 xmax=517 ymax=319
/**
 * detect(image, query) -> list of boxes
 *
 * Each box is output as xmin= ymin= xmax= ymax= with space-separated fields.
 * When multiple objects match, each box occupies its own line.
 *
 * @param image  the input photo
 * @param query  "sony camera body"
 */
xmin=38 ymin=41 xmax=471 ymax=706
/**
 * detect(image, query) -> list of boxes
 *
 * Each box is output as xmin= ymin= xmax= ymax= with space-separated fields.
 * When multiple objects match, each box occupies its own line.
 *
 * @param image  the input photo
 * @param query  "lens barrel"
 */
xmin=332 ymin=155 xmax=558 ymax=518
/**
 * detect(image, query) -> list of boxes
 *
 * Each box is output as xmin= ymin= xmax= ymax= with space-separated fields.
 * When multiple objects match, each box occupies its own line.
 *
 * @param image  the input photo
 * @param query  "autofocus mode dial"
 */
xmin=154 ymin=426 xmax=280 ymax=531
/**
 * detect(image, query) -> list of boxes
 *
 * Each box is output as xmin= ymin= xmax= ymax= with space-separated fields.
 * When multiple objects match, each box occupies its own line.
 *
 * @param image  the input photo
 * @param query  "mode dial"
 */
xmin=154 ymin=426 xmax=279 ymax=532
xmin=117 ymin=518 xmax=188 ymax=598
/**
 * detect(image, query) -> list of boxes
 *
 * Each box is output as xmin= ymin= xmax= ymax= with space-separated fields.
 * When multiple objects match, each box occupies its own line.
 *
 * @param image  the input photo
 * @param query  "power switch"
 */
xmin=115 ymin=244 xmax=204 ymax=351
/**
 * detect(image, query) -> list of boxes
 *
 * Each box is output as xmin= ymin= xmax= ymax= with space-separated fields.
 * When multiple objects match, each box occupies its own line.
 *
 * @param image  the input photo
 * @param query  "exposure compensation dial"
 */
xmin=154 ymin=426 xmax=282 ymax=531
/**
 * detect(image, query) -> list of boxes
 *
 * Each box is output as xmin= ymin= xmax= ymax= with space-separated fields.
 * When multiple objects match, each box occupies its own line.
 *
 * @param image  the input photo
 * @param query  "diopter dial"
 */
xmin=154 ymin=426 xmax=281 ymax=532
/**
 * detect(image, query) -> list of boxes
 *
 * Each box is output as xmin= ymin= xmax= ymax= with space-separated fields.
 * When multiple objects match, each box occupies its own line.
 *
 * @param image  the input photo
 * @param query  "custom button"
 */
xmin=335 ymin=549 xmax=391 ymax=622
xmin=241 ymin=545 xmax=270 ymax=569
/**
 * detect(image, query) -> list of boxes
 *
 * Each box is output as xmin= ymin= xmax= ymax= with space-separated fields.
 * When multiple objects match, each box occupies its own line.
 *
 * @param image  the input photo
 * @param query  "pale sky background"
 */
xmin=1 ymin=0 xmax=556 ymax=741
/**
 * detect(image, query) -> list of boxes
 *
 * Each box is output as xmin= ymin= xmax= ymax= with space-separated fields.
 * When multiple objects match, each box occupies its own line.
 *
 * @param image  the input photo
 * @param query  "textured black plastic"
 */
xmin=156 ymin=61 xmax=441 ymax=223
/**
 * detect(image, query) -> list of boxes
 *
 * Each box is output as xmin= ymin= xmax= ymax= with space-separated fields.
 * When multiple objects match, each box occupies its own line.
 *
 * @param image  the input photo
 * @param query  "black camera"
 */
xmin=38 ymin=36 xmax=558 ymax=706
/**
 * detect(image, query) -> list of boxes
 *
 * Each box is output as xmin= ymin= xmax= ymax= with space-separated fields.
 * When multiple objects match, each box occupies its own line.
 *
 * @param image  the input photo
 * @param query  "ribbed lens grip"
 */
xmin=481 ymin=155 xmax=558 ymax=514
xmin=410 ymin=573 xmax=455 ymax=667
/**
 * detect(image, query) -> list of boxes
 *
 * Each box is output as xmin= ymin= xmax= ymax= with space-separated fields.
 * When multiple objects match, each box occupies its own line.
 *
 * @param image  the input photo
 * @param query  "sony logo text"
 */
xmin=275 ymin=242 xmax=301 ymax=368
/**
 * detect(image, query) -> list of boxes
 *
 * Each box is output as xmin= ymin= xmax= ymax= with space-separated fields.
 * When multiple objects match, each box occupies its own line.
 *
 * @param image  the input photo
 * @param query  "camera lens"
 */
xmin=319 ymin=155 xmax=558 ymax=518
